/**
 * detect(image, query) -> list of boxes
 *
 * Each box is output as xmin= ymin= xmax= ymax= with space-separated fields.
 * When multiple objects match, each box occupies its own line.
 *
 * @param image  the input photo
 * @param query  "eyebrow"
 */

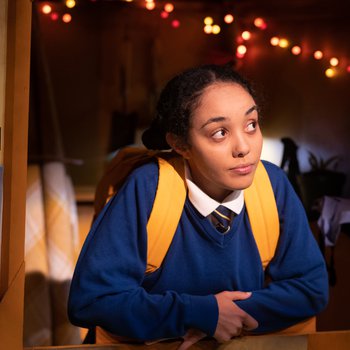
xmin=246 ymin=105 xmax=258 ymax=115
xmin=200 ymin=104 xmax=258 ymax=129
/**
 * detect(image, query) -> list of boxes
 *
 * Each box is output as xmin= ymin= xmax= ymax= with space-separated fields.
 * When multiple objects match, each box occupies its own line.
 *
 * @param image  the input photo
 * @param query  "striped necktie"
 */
xmin=211 ymin=205 xmax=232 ymax=233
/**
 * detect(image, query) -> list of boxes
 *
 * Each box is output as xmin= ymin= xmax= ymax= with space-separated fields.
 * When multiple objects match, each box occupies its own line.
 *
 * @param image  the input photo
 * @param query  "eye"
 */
xmin=212 ymin=129 xmax=227 ymax=140
xmin=246 ymin=120 xmax=258 ymax=132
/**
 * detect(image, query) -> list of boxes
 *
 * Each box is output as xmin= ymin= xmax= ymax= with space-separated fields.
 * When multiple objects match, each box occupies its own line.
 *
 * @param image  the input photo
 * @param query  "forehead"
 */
xmin=201 ymin=82 xmax=252 ymax=102
xmin=194 ymin=82 xmax=255 ymax=115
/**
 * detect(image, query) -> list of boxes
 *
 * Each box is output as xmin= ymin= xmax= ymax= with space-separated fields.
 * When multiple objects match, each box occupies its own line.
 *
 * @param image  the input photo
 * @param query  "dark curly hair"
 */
xmin=142 ymin=63 xmax=257 ymax=150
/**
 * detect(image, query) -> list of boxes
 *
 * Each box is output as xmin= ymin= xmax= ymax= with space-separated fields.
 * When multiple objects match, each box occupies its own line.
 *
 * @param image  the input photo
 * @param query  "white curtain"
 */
xmin=24 ymin=162 xmax=81 ymax=346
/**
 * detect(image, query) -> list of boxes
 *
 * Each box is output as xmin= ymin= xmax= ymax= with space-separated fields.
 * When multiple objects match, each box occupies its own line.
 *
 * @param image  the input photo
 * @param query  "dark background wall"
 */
xmin=29 ymin=0 xmax=350 ymax=199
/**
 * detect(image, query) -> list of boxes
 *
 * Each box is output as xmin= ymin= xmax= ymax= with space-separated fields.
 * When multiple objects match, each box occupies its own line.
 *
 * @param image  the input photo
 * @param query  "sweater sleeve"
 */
xmin=236 ymin=161 xmax=329 ymax=333
xmin=68 ymin=162 xmax=218 ymax=341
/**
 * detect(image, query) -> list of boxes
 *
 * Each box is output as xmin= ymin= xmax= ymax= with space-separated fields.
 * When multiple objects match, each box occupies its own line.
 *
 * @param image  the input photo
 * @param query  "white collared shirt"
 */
xmin=184 ymin=162 xmax=244 ymax=218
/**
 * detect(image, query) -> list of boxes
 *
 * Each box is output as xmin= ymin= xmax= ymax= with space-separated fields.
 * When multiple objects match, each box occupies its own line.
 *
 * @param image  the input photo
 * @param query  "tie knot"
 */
xmin=211 ymin=205 xmax=232 ymax=233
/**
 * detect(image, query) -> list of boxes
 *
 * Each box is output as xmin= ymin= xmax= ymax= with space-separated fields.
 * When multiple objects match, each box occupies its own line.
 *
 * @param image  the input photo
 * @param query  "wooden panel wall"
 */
xmin=0 ymin=0 xmax=31 ymax=349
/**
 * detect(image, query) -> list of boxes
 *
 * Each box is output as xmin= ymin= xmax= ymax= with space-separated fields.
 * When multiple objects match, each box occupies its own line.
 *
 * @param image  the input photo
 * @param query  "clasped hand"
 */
xmin=177 ymin=291 xmax=258 ymax=350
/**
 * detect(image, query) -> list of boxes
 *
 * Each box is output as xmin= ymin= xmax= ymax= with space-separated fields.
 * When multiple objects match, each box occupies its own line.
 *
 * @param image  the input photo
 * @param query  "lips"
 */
xmin=230 ymin=163 xmax=254 ymax=175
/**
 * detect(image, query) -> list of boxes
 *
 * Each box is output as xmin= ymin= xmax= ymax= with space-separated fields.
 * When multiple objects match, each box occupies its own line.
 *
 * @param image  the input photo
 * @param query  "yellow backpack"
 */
xmin=94 ymin=147 xmax=279 ymax=271
xmin=93 ymin=147 xmax=315 ymax=342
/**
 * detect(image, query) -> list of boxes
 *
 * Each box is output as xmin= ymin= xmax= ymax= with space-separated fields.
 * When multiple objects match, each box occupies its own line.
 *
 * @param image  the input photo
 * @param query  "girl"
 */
xmin=68 ymin=64 xmax=328 ymax=348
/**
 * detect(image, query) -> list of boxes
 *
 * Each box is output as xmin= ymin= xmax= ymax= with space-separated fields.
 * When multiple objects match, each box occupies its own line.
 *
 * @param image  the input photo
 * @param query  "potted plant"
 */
xmin=297 ymin=151 xmax=346 ymax=218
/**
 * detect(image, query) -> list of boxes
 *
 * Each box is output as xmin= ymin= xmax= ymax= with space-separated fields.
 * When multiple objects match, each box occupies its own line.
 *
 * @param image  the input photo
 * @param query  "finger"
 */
xmin=177 ymin=336 xmax=205 ymax=350
xmin=183 ymin=329 xmax=206 ymax=340
xmin=178 ymin=330 xmax=206 ymax=350
xmin=183 ymin=329 xmax=206 ymax=343
xmin=177 ymin=339 xmax=195 ymax=350
xmin=242 ymin=314 xmax=259 ymax=330
xmin=225 ymin=291 xmax=252 ymax=301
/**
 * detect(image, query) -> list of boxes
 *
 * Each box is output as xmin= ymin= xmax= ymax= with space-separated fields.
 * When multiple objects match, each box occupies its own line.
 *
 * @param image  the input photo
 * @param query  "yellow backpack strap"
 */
xmin=93 ymin=147 xmax=185 ymax=274
xmin=146 ymin=156 xmax=187 ymax=274
xmin=245 ymin=161 xmax=316 ymax=334
xmin=244 ymin=161 xmax=280 ymax=270
xmin=146 ymin=159 xmax=278 ymax=273
xmin=93 ymin=147 xmax=158 ymax=218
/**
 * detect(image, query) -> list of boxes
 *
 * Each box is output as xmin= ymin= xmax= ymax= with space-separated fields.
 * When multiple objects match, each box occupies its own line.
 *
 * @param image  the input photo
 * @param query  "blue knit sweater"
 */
xmin=68 ymin=160 xmax=328 ymax=341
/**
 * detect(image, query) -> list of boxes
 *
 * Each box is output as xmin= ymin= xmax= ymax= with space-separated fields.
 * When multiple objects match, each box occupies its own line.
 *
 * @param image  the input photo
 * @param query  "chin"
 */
xmin=229 ymin=176 xmax=255 ymax=191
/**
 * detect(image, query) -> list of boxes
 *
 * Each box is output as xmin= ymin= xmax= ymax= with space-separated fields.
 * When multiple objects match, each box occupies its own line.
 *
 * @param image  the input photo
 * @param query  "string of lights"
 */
xmin=36 ymin=0 xmax=350 ymax=78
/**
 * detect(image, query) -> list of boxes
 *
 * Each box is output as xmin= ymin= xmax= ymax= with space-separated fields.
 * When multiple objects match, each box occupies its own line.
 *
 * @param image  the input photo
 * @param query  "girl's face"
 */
xmin=174 ymin=82 xmax=263 ymax=202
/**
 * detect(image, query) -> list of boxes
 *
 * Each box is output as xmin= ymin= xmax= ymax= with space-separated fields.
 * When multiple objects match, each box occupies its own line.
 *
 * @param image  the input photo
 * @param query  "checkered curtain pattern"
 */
xmin=24 ymin=162 xmax=81 ymax=346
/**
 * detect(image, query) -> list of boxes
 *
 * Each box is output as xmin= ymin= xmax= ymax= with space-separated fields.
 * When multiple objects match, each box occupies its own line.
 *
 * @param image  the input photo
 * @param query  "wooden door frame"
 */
xmin=0 ymin=0 xmax=32 ymax=349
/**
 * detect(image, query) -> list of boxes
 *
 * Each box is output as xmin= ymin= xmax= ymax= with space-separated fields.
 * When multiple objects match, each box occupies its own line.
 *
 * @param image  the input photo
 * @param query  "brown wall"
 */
xmin=29 ymin=1 xmax=350 ymax=196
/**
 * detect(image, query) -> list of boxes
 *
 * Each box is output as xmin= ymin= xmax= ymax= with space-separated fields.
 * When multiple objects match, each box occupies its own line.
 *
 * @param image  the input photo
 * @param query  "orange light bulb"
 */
xmin=237 ymin=45 xmax=247 ymax=55
xmin=330 ymin=57 xmax=339 ymax=67
xmin=42 ymin=4 xmax=52 ymax=14
xmin=224 ymin=14 xmax=234 ymax=24
xmin=164 ymin=3 xmax=174 ymax=13
xmin=291 ymin=46 xmax=301 ymax=55
xmin=62 ymin=13 xmax=72 ymax=23
xmin=241 ymin=31 xmax=251 ymax=40
xmin=254 ymin=17 xmax=267 ymax=29
xmin=204 ymin=25 xmax=213 ymax=34
xmin=270 ymin=37 xmax=280 ymax=46
xmin=146 ymin=2 xmax=155 ymax=10
xmin=314 ymin=50 xmax=323 ymax=60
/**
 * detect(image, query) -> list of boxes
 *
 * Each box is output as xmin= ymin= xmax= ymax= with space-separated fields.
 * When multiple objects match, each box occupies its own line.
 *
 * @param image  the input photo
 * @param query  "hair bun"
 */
xmin=142 ymin=124 xmax=170 ymax=150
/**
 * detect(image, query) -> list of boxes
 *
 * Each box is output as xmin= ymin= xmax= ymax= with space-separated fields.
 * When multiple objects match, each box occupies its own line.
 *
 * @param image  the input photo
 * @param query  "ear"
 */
xmin=166 ymin=133 xmax=190 ymax=159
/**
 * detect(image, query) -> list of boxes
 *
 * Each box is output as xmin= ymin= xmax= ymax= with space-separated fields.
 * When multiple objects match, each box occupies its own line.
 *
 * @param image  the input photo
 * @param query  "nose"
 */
xmin=231 ymin=134 xmax=250 ymax=158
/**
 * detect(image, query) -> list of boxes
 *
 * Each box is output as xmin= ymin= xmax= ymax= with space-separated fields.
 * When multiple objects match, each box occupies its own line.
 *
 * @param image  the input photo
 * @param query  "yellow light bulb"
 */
xmin=65 ymin=0 xmax=76 ymax=9
xmin=325 ymin=68 xmax=336 ymax=78
xmin=212 ymin=24 xmax=221 ymax=35
xmin=279 ymin=38 xmax=289 ymax=48
xmin=204 ymin=16 xmax=213 ymax=25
